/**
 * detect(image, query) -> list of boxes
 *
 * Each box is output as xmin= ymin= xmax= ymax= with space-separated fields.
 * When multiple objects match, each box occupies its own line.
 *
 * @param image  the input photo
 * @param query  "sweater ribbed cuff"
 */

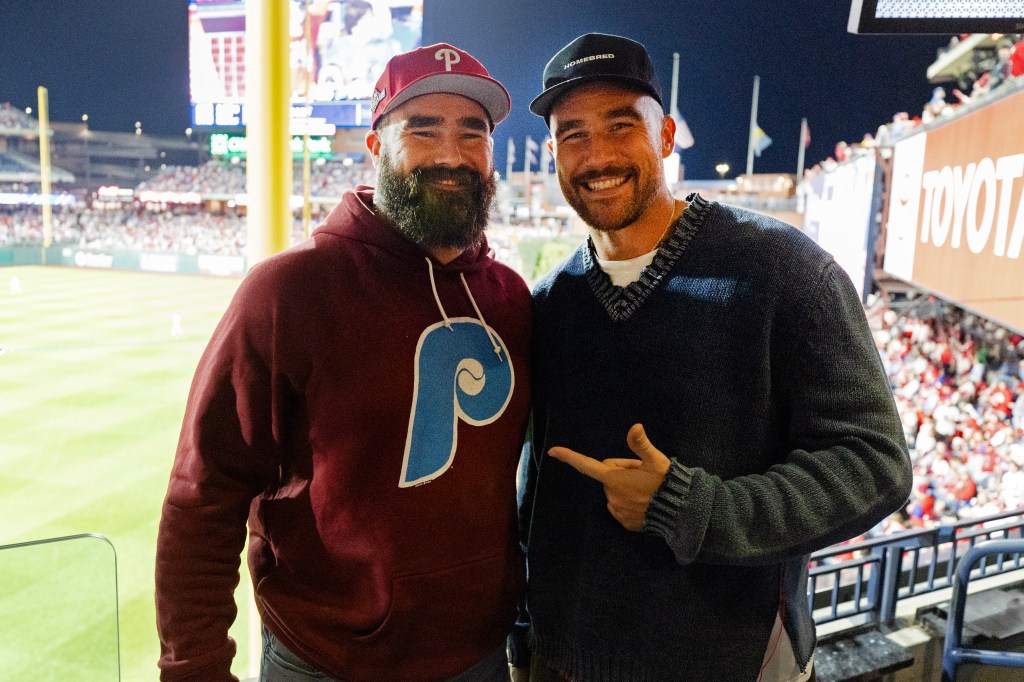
xmin=643 ymin=459 xmax=695 ymax=538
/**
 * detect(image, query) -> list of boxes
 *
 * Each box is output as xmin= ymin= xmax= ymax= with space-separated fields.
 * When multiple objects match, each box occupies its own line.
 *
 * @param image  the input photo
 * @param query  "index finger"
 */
xmin=548 ymin=446 xmax=611 ymax=481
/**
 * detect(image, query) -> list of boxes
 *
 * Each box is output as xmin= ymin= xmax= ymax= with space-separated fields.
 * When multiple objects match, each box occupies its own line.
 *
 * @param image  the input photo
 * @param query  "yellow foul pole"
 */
xmin=37 ymin=86 xmax=53 ymax=258
xmin=303 ymin=3 xmax=313 ymax=238
xmin=245 ymin=0 xmax=293 ymax=268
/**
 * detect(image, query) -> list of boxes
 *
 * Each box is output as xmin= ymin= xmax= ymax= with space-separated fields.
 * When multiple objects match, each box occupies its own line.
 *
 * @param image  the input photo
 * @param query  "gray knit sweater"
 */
xmin=512 ymin=194 xmax=912 ymax=681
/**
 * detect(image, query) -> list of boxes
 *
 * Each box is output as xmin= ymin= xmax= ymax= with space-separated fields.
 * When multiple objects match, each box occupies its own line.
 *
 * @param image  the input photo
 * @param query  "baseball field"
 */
xmin=0 ymin=266 xmax=257 ymax=681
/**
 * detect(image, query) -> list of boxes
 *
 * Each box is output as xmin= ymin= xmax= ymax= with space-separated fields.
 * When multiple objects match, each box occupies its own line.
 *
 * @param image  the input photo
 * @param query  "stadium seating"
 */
xmin=0 ymin=102 xmax=37 ymax=132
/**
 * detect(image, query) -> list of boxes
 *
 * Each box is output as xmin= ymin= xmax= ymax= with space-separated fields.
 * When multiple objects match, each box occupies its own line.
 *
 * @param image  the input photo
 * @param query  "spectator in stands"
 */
xmin=155 ymin=43 xmax=531 ymax=682
xmin=922 ymin=86 xmax=952 ymax=123
xmin=891 ymin=111 xmax=912 ymax=136
xmin=834 ymin=140 xmax=851 ymax=162
xmin=953 ymin=72 xmax=991 ymax=106
xmin=1009 ymin=36 xmax=1024 ymax=79
xmin=512 ymin=32 xmax=912 ymax=682
xmin=988 ymin=38 xmax=1016 ymax=91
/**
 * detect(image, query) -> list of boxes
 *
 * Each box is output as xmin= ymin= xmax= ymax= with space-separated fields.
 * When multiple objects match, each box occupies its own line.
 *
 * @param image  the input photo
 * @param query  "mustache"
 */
xmin=571 ymin=166 xmax=635 ymax=185
xmin=409 ymin=165 xmax=484 ymax=189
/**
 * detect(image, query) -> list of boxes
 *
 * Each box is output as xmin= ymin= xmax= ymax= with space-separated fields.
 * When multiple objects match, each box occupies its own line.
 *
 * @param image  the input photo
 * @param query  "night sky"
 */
xmin=0 ymin=0 xmax=952 ymax=179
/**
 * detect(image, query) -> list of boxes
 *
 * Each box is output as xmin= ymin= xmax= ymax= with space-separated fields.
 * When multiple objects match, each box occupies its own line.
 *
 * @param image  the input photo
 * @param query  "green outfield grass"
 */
xmin=0 ymin=266 xmax=258 ymax=681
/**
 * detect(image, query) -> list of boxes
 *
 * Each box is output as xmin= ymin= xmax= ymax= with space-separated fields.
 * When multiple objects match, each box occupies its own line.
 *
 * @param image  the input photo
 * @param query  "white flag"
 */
xmin=525 ymin=135 xmax=539 ymax=167
xmin=671 ymin=105 xmax=694 ymax=150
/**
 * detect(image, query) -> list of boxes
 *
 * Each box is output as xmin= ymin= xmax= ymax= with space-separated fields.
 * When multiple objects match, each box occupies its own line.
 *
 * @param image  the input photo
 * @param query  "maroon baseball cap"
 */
xmin=368 ymin=43 xmax=511 ymax=130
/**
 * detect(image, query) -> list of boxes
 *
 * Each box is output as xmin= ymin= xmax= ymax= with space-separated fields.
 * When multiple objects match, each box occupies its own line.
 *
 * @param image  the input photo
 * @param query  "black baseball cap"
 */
xmin=530 ymin=33 xmax=663 ymax=120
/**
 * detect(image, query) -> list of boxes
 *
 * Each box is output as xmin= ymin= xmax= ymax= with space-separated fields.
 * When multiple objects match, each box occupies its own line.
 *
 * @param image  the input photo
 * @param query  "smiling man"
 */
xmin=510 ymin=33 xmax=912 ymax=682
xmin=156 ymin=44 xmax=532 ymax=682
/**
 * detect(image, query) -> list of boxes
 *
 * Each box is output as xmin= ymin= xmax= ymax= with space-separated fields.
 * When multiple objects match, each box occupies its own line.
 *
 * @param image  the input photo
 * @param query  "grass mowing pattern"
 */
xmin=0 ymin=266 xmax=257 ymax=681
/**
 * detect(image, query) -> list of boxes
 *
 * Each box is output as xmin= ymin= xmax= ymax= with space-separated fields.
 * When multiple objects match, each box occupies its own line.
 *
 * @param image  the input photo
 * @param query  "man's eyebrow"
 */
xmin=553 ymin=118 xmax=585 ymax=136
xmin=404 ymin=114 xmax=489 ymax=132
xmin=459 ymin=116 xmax=489 ymax=132
xmin=406 ymin=115 xmax=444 ymax=128
xmin=605 ymin=106 xmax=644 ymax=121
xmin=554 ymin=105 xmax=645 ymax=137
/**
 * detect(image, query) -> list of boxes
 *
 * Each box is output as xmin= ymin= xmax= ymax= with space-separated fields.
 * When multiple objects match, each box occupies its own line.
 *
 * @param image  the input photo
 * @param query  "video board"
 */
xmin=802 ymin=154 xmax=881 ymax=301
xmin=848 ymin=0 xmax=1024 ymax=34
xmin=188 ymin=1 xmax=423 ymax=128
xmin=883 ymin=88 xmax=1024 ymax=334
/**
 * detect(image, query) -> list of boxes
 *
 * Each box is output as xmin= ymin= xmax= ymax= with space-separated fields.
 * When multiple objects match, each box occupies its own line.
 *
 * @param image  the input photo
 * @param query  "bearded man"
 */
xmin=156 ymin=44 xmax=531 ymax=682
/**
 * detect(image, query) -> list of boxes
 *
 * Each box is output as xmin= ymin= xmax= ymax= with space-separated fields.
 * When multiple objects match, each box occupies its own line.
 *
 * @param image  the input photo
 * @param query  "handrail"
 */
xmin=941 ymin=539 xmax=1024 ymax=681
xmin=808 ymin=508 xmax=1024 ymax=626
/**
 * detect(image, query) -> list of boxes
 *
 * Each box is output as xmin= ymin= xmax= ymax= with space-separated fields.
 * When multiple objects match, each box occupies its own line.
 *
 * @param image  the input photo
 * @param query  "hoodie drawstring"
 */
xmin=425 ymin=257 xmax=453 ymax=330
xmin=424 ymin=257 xmax=504 ymax=363
xmin=460 ymin=272 xmax=504 ymax=363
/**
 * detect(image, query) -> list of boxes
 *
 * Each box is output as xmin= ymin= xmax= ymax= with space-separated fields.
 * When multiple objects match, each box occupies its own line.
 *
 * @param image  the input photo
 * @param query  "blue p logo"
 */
xmin=400 ymin=318 xmax=514 ymax=487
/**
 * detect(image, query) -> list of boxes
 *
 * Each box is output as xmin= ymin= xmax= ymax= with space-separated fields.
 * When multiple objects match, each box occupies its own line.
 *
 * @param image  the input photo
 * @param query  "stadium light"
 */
xmin=25 ymin=107 xmax=32 ymax=115
xmin=81 ymin=114 xmax=88 ymax=123
xmin=716 ymin=162 xmax=730 ymax=178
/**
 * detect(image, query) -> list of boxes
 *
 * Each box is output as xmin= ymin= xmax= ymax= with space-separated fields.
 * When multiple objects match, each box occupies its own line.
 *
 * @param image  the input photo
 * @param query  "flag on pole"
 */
xmin=670 ymin=104 xmax=694 ymax=150
xmin=796 ymin=118 xmax=809 ymax=180
xmin=505 ymin=137 xmax=515 ymax=181
xmin=753 ymin=126 xmax=772 ymax=157
xmin=525 ymin=135 xmax=539 ymax=169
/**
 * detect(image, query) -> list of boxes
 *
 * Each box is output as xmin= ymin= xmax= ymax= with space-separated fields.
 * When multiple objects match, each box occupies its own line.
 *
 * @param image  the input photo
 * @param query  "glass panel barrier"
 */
xmin=0 ymin=533 xmax=119 ymax=681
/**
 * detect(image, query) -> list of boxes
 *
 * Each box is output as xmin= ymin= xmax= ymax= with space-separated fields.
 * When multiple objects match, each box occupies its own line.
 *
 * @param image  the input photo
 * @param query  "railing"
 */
xmin=0 ymin=533 xmax=120 ymax=681
xmin=941 ymin=539 xmax=1024 ymax=681
xmin=809 ymin=509 xmax=1024 ymax=626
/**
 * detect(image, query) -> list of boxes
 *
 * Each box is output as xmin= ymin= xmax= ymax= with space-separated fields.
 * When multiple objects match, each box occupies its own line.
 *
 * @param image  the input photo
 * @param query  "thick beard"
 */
xmin=374 ymin=152 xmax=496 ymax=251
xmin=559 ymin=165 xmax=659 ymax=233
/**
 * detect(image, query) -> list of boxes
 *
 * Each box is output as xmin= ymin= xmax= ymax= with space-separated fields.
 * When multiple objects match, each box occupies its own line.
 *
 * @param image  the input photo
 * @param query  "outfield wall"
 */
xmin=0 ymin=245 xmax=246 ymax=276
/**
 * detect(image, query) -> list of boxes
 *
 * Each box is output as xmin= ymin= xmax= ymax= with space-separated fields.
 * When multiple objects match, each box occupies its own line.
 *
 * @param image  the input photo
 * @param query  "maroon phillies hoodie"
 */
xmin=156 ymin=188 xmax=531 ymax=681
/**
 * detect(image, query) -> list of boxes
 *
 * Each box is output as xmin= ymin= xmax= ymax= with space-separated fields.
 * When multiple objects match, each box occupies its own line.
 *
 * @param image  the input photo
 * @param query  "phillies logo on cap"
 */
xmin=435 ymin=47 xmax=461 ymax=72
xmin=370 ymin=87 xmax=386 ymax=112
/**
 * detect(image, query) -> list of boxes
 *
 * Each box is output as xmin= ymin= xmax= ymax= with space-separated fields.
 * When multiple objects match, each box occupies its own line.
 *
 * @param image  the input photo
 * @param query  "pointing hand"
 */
xmin=548 ymin=424 xmax=671 ymax=531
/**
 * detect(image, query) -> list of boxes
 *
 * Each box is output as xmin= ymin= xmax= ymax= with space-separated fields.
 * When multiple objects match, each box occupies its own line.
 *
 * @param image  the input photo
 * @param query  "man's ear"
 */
xmin=660 ymin=115 xmax=676 ymax=159
xmin=365 ymin=127 xmax=382 ymax=158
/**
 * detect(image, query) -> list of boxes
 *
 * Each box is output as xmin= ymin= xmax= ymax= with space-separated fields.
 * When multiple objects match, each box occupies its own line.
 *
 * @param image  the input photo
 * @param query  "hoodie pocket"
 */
xmin=351 ymin=551 xmax=520 ymax=663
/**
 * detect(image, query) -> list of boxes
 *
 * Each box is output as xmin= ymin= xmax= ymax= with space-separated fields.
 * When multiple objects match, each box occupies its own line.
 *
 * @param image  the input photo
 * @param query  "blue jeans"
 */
xmin=259 ymin=625 xmax=509 ymax=681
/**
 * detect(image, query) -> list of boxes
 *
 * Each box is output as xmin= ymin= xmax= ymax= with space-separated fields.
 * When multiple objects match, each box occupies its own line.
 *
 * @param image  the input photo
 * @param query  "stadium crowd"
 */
xmin=1 ymin=206 xmax=529 ymax=271
xmin=136 ymin=158 xmax=377 ymax=199
xmin=0 ymin=205 xmax=317 ymax=255
xmin=870 ymin=303 xmax=1024 ymax=532
xmin=2 ymin=158 xmax=377 ymax=254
